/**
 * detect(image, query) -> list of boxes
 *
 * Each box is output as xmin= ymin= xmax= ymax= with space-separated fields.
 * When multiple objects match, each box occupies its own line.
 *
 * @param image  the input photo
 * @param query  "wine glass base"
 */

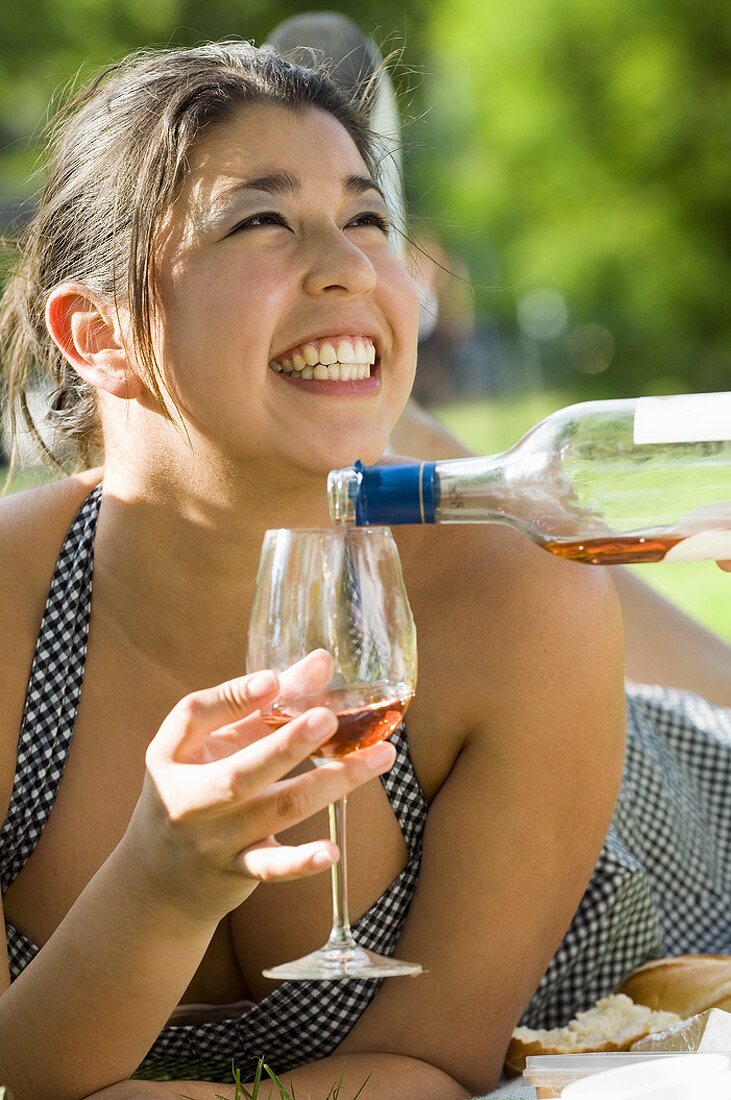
xmin=263 ymin=943 xmax=423 ymax=981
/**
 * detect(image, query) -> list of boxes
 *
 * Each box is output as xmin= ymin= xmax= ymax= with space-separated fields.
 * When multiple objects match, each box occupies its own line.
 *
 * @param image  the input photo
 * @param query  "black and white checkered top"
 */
xmin=0 ymin=484 xmax=428 ymax=1082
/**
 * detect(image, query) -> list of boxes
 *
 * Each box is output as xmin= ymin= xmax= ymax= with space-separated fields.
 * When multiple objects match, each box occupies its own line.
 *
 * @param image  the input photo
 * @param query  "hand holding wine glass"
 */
xmin=247 ymin=526 xmax=421 ymax=980
xmin=126 ymin=654 xmax=396 ymax=926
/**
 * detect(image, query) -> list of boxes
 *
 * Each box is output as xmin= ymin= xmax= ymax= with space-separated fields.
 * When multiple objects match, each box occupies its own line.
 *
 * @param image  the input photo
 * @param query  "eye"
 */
xmin=228 ymin=212 xmax=290 ymax=234
xmin=347 ymin=212 xmax=391 ymax=233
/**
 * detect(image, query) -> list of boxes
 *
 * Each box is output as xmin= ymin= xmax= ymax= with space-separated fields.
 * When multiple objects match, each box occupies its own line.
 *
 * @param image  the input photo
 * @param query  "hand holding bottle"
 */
xmin=120 ymin=651 xmax=396 ymax=924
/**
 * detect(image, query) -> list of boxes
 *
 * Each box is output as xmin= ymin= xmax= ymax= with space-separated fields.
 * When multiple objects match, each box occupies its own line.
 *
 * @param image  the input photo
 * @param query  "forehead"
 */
xmin=183 ymin=103 xmax=370 ymax=203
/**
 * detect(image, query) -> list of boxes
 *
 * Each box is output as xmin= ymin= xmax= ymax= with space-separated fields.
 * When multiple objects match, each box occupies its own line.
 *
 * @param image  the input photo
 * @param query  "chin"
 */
xmin=292 ymin=435 xmax=389 ymax=476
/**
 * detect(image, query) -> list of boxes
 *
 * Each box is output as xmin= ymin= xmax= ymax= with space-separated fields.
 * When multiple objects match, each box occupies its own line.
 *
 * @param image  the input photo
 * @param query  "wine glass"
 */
xmin=247 ymin=526 xmax=421 ymax=980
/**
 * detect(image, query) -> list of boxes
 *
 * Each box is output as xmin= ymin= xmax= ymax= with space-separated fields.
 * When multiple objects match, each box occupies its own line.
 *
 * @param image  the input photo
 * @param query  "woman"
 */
xmin=0 ymin=42 xmax=725 ymax=1100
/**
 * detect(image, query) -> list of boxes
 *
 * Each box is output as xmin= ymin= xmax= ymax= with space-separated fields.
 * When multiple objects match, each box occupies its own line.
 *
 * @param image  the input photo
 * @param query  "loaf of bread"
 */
xmin=504 ymin=994 xmax=681 ymax=1075
xmin=616 ymin=955 xmax=731 ymax=1017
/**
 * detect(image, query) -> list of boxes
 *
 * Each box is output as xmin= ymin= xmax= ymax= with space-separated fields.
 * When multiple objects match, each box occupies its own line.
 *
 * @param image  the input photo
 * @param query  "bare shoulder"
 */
xmin=396 ymin=523 xmax=625 ymax=791
xmin=0 ymin=468 xmax=101 ymax=595
xmin=0 ymin=469 xmax=102 ymax=820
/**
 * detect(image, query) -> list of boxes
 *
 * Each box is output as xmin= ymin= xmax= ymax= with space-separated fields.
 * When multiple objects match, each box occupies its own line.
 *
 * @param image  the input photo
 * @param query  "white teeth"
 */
xmin=337 ymin=339 xmax=356 ymax=363
xmin=269 ymin=337 xmax=377 ymax=376
xmin=270 ymin=361 xmax=371 ymax=381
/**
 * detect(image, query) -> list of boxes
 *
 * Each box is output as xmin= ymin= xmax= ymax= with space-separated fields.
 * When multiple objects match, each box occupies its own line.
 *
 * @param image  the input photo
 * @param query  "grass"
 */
xmin=178 ymin=1060 xmax=371 ymax=1100
xmin=436 ymin=394 xmax=731 ymax=643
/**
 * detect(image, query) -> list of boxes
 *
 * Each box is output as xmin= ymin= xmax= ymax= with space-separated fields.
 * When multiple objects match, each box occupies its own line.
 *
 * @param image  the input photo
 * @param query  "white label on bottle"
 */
xmin=634 ymin=393 xmax=731 ymax=444
xmin=663 ymin=531 xmax=731 ymax=562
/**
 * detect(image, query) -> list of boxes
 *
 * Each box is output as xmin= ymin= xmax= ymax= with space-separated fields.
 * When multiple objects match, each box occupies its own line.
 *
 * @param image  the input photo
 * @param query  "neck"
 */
xmin=93 ymin=443 xmax=333 ymax=679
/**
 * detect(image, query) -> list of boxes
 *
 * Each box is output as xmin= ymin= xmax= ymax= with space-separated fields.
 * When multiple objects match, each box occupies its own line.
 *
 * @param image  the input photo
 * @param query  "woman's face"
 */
xmin=152 ymin=102 xmax=419 ymax=473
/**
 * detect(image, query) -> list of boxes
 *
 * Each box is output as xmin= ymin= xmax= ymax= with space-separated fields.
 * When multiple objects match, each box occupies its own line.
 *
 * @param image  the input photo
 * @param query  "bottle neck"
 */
xmin=356 ymin=460 xmax=441 ymax=525
xmin=431 ymin=453 xmax=511 ymax=523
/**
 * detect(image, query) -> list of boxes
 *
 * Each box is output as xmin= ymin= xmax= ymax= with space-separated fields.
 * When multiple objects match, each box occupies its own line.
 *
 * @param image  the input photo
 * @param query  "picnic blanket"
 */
xmin=478 ymin=1080 xmax=535 ymax=1098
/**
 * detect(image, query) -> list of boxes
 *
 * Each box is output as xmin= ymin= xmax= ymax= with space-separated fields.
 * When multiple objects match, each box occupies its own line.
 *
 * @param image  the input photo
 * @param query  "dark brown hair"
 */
xmin=0 ymin=40 xmax=380 ymax=470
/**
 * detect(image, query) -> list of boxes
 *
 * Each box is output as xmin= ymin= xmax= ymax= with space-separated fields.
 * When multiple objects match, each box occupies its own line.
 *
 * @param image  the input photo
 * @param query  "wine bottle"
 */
xmin=327 ymin=392 xmax=731 ymax=565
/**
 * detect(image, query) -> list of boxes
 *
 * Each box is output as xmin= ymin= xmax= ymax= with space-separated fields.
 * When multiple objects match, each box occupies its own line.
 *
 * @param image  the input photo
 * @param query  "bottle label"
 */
xmin=634 ymin=393 xmax=731 ymax=445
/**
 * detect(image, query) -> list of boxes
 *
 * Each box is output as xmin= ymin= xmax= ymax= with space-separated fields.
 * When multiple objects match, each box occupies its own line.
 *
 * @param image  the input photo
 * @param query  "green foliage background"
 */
xmin=1 ymin=0 xmax=730 ymax=400
xmin=423 ymin=0 xmax=731 ymax=396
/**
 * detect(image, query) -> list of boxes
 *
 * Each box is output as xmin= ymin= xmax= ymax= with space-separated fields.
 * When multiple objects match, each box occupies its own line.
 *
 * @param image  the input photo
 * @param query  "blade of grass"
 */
xmin=351 ymin=1072 xmax=372 ymax=1099
xmin=263 ymin=1062 xmax=295 ymax=1099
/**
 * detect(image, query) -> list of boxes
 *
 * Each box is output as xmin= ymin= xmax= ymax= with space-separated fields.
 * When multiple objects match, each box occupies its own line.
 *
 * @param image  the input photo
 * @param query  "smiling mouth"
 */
xmin=268 ymin=336 xmax=378 ymax=382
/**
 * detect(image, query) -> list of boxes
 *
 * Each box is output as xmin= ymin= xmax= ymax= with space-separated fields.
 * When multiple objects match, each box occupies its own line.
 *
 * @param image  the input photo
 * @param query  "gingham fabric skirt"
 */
xmin=2 ymin=484 xmax=731 ymax=1079
xmin=520 ymin=684 xmax=731 ymax=1030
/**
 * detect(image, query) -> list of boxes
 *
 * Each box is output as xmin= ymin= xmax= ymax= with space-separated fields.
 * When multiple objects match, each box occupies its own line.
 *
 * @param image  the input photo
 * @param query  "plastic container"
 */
xmin=523 ymin=1052 xmax=731 ymax=1098
xmin=563 ymin=1052 xmax=731 ymax=1098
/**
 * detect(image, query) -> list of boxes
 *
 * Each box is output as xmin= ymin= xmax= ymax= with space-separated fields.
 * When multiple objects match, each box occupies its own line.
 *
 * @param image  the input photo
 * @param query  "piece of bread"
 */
xmin=616 ymin=955 xmax=731 ymax=1017
xmin=504 ymin=994 xmax=681 ymax=1075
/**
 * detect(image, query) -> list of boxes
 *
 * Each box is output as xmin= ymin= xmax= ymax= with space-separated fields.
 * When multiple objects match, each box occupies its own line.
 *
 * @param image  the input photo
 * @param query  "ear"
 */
xmin=45 ymin=284 xmax=144 ymax=400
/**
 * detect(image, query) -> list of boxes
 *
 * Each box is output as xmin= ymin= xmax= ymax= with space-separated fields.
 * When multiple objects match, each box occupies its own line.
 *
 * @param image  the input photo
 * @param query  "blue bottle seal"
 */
xmin=354 ymin=461 xmax=438 ymax=525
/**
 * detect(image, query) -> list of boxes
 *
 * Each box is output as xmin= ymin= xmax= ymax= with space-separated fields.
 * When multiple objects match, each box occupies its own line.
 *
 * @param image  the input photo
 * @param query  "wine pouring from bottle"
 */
xmin=328 ymin=393 xmax=731 ymax=565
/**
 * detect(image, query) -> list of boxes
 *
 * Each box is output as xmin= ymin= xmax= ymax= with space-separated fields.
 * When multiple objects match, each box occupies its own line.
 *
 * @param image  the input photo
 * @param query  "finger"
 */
xmin=244 ymin=740 xmax=397 ymax=837
xmin=187 ymin=646 xmax=336 ymax=761
xmin=206 ymin=706 xmax=339 ymax=800
xmin=195 ymin=651 xmax=337 ymax=763
xmin=275 ymin=648 xmax=334 ymax=704
xmin=717 ymin=561 xmax=731 ymax=572
xmin=166 ymin=707 xmax=339 ymax=816
xmin=155 ymin=669 xmax=280 ymax=757
xmin=236 ymin=837 xmax=339 ymax=882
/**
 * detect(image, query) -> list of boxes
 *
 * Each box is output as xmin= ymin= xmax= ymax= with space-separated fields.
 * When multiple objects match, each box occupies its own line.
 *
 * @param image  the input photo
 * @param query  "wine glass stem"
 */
xmin=327 ymin=797 xmax=357 ymax=949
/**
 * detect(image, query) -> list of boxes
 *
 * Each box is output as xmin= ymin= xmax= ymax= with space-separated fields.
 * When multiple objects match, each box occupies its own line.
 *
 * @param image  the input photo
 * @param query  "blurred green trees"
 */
xmin=1 ymin=0 xmax=729 ymax=396
xmin=420 ymin=0 xmax=731 ymax=395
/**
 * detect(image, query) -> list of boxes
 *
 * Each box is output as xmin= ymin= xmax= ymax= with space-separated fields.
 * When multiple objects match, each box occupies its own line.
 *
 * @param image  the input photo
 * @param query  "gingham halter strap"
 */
xmin=0 ymin=484 xmax=102 ymax=894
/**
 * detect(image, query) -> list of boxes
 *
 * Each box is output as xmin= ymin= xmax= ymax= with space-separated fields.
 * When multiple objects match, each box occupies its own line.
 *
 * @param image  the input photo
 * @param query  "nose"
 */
xmin=301 ymin=225 xmax=378 ymax=298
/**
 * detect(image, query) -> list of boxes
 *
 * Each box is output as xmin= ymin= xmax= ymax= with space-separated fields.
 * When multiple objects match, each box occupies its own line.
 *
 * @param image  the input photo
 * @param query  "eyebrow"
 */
xmin=213 ymin=171 xmax=387 ymax=207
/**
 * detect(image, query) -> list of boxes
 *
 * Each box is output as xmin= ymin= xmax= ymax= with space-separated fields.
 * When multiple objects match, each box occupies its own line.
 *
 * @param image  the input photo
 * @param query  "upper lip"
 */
xmin=271 ymin=330 xmax=382 ymax=362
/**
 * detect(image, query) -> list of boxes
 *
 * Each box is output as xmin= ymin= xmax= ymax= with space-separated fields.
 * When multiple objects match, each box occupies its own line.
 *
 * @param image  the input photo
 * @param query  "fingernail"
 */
xmin=365 ymin=742 xmax=396 ymax=772
xmin=312 ymin=849 xmax=336 ymax=869
xmin=248 ymin=670 xmax=277 ymax=698
xmin=304 ymin=708 xmax=336 ymax=742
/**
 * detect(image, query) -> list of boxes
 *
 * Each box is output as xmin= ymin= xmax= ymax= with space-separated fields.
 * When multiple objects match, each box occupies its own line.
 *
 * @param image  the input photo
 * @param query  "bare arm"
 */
xmin=86 ymin=1054 xmax=469 ymax=1099
xmin=613 ymin=568 xmax=731 ymax=708
xmin=0 ymin=843 xmax=218 ymax=1100
xmin=0 ymin=660 xmax=396 ymax=1100
xmin=334 ymin=531 xmax=625 ymax=1095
